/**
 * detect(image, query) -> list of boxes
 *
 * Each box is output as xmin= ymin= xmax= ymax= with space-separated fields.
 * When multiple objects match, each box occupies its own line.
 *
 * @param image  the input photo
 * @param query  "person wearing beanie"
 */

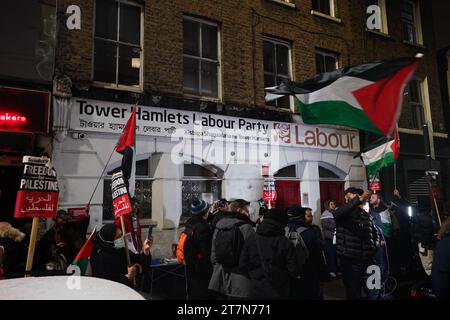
xmin=286 ymin=206 xmax=326 ymax=300
xmin=183 ymin=197 xmax=214 ymax=299
xmin=334 ymin=187 xmax=379 ymax=300
xmin=240 ymin=209 xmax=299 ymax=299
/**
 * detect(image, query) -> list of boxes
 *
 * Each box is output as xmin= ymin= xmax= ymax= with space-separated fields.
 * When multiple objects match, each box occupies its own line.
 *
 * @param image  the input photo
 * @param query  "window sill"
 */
xmin=398 ymin=128 xmax=448 ymax=138
xmin=92 ymin=81 xmax=143 ymax=93
xmin=266 ymin=0 xmax=296 ymax=9
xmin=366 ymin=29 xmax=391 ymax=39
xmin=183 ymin=93 xmax=222 ymax=103
xmin=402 ymin=40 xmax=426 ymax=49
xmin=310 ymin=10 xmax=342 ymax=24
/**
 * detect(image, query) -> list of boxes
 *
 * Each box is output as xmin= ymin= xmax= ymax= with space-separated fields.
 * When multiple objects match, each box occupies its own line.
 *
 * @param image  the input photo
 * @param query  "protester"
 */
xmin=369 ymin=193 xmax=390 ymax=280
xmin=209 ymin=199 xmax=255 ymax=299
xmin=239 ymin=208 xmax=299 ymax=299
xmin=333 ymin=188 xmax=379 ymax=300
xmin=182 ymin=198 xmax=213 ymax=299
xmin=321 ymin=200 xmax=338 ymax=279
xmin=0 ymin=222 xmax=27 ymax=276
xmin=432 ymin=213 xmax=450 ymax=299
xmin=208 ymin=198 xmax=231 ymax=232
xmin=286 ymin=206 xmax=326 ymax=300
xmin=410 ymin=195 xmax=437 ymax=277
xmin=255 ymin=199 xmax=268 ymax=226
xmin=90 ymin=223 xmax=152 ymax=287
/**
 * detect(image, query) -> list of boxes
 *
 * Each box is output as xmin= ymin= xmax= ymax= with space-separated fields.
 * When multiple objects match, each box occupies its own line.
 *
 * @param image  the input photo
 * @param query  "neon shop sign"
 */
xmin=0 ymin=112 xmax=27 ymax=124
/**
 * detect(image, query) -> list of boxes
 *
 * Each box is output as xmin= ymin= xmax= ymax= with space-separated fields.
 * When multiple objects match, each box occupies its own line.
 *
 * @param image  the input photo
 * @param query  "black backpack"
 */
xmin=214 ymin=222 xmax=246 ymax=268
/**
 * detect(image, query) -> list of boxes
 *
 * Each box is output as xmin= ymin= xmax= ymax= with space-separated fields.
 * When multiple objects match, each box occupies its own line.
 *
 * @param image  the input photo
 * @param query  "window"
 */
xmin=404 ymin=79 xmax=425 ymax=130
xmin=182 ymin=164 xmax=222 ymax=216
xmin=103 ymin=158 xmax=153 ymax=220
xmin=312 ymin=0 xmax=334 ymax=16
xmin=366 ymin=0 xmax=389 ymax=34
xmin=319 ymin=166 xmax=340 ymax=179
xmin=93 ymin=0 xmax=143 ymax=89
xmin=183 ymin=17 xmax=220 ymax=98
xmin=274 ymin=165 xmax=296 ymax=178
xmin=315 ymin=49 xmax=338 ymax=74
xmin=263 ymin=37 xmax=292 ymax=109
xmin=401 ymin=0 xmax=422 ymax=45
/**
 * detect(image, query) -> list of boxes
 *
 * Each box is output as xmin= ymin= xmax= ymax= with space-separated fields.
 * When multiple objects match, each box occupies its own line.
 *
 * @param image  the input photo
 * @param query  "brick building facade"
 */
xmin=47 ymin=0 xmax=449 ymax=235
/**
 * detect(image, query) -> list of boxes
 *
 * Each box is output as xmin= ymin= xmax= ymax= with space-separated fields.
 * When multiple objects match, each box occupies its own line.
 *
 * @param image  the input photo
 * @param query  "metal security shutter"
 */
xmin=407 ymin=170 xmax=429 ymax=204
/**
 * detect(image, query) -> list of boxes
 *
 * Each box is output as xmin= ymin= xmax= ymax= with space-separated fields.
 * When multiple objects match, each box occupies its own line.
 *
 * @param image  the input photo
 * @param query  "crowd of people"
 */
xmin=177 ymin=188 xmax=450 ymax=300
xmin=1 ymin=186 xmax=450 ymax=300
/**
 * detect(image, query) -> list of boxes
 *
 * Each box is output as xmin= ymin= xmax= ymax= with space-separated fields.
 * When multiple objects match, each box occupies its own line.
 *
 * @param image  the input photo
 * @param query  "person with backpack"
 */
xmin=208 ymin=199 xmax=255 ymax=300
xmin=177 ymin=198 xmax=213 ymax=300
xmin=286 ymin=205 xmax=326 ymax=300
xmin=333 ymin=188 xmax=379 ymax=300
xmin=239 ymin=208 xmax=300 ymax=299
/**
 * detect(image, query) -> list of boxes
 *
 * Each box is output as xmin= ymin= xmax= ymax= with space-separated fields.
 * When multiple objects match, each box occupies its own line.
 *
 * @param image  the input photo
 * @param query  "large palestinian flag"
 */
xmin=266 ymin=56 xmax=421 ymax=136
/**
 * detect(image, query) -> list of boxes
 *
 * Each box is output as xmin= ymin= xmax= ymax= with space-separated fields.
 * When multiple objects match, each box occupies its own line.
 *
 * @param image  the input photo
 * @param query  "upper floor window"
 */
xmin=366 ymin=0 xmax=389 ymax=34
xmin=403 ymin=78 xmax=425 ymax=130
xmin=312 ymin=0 xmax=335 ymax=17
xmin=401 ymin=0 xmax=423 ymax=45
xmin=315 ymin=49 xmax=338 ymax=74
xmin=263 ymin=37 xmax=292 ymax=109
xmin=93 ymin=0 xmax=143 ymax=89
xmin=183 ymin=16 xmax=220 ymax=98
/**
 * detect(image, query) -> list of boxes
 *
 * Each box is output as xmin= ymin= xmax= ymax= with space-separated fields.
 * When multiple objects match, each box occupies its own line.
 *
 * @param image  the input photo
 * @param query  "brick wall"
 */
xmin=55 ymin=0 xmax=447 ymax=134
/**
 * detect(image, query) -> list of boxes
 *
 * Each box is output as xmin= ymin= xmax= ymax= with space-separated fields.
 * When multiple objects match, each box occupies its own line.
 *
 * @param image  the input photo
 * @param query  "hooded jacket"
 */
xmin=184 ymin=214 xmax=213 ymax=275
xmin=240 ymin=218 xmax=299 ymax=299
xmin=90 ymin=224 xmax=150 ymax=286
xmin=333 ymin=197 xmax=378 ymax=263
xmin=208 ymin=212 xmax=255 ymax=298
xmin=320 ymin=210 xmax=336 ymax=241
xmin=432 ymin=220 xmax=450 ymax=299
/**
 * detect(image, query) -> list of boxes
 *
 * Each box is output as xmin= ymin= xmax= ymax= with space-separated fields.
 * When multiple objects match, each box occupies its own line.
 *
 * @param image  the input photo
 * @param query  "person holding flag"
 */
xmin=88 ymin=224 xmax=152 ymax=287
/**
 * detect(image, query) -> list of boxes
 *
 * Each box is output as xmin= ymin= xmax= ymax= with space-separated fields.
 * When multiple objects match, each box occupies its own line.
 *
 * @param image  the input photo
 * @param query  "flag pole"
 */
xmin=24 ymin=217 xmax=40 ymax=277
xmin=86 ymin=145 xmax=116 ymax=208
xmin=120 ymin=215 xmax=136 ymax=287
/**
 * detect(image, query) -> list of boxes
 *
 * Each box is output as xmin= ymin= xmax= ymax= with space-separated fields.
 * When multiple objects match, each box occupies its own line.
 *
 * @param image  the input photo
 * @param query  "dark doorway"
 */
xmin=275 ymin=180 xmax=300 ymax=211
xmin=0 ymin=166 xmax=23 ymax=222
xmin=319 ymin=181 xmax=345 ymax=211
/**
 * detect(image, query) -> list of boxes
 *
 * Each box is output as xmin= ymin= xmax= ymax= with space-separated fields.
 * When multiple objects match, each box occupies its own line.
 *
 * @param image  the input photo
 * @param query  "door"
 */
xmin=275 ymin=180 xmax=300 ymax=211
xmin=319 ymin=181 xmax=345 ymax=211
xmin=0 ymin=166 xmax=23 ymax=221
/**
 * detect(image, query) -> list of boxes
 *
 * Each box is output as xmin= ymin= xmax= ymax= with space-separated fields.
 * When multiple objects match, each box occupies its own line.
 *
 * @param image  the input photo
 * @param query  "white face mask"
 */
xmin=113 ymin=237 xmax=125 ymax=249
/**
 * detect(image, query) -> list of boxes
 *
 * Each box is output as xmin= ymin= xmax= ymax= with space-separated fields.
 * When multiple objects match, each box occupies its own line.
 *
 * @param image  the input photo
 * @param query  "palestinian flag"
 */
xmin=265 ymin=56 xmax=421 ymax=136
xmin=116 ymin=107 xmax=136 ymax=197
xmin=361 ymin=127 xmax=400 ymax=177
xmin=71 ymin=227 xmax=96 ymax=276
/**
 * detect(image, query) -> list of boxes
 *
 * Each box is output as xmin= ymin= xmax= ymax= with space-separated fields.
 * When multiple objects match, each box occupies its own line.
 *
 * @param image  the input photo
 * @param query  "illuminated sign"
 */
xmin=0 ymin=113 xmax=27 ymax=124
xmin=0 ymin=86 xmax=50 ymax=134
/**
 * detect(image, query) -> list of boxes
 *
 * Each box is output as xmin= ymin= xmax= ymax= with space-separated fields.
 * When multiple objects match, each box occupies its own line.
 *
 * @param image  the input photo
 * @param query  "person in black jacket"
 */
xmin=432 ymin=215 xmax=450 ymax=299
xmin=184 ymin=198 xmax=214 ymax=300
xmin=333 ymin=187 xmax=379 ymax=300
xmin=90 ymin=223 xmax=152 ymax=287
xmin=287 ymin=206 xmax=326 ymax=300
xmin=240 ymin=209 xmax=300 ymax=299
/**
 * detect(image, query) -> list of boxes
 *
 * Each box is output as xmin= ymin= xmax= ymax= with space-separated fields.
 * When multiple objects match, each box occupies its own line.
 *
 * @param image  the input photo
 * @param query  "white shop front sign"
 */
xmin=69 ymin=98 xmax=360 ymax=153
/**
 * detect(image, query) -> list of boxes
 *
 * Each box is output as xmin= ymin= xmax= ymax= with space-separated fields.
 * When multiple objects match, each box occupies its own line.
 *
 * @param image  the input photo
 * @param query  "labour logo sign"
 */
xmin=111 ymin=171 xmax=132 ymax=218
xmin=14 ymin=156 xmax=59 ymax=218
xmin=273 ymin=123 xmax=291 ymax=144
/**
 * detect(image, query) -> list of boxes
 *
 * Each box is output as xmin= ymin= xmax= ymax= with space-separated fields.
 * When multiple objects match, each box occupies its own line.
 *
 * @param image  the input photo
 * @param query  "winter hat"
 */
xmin=344 ymin=187 xmax=364 ymax=196
xmin=191 ymin=198 xmax=210 ymax=215
xmin=265 ymin=209 xmax=288 ymax=226
xmin=287 ymin=205 xmax=303 ymax=220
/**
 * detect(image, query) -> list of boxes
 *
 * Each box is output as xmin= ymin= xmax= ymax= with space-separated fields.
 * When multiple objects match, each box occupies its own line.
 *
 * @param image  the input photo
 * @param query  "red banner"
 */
xmin=111 ymin=171 xmax=132 ymax=218
xmin=14 ymin=156 xmax=59 ymax=218
xmin=68 ymin=207 xmax=88 ymax=221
